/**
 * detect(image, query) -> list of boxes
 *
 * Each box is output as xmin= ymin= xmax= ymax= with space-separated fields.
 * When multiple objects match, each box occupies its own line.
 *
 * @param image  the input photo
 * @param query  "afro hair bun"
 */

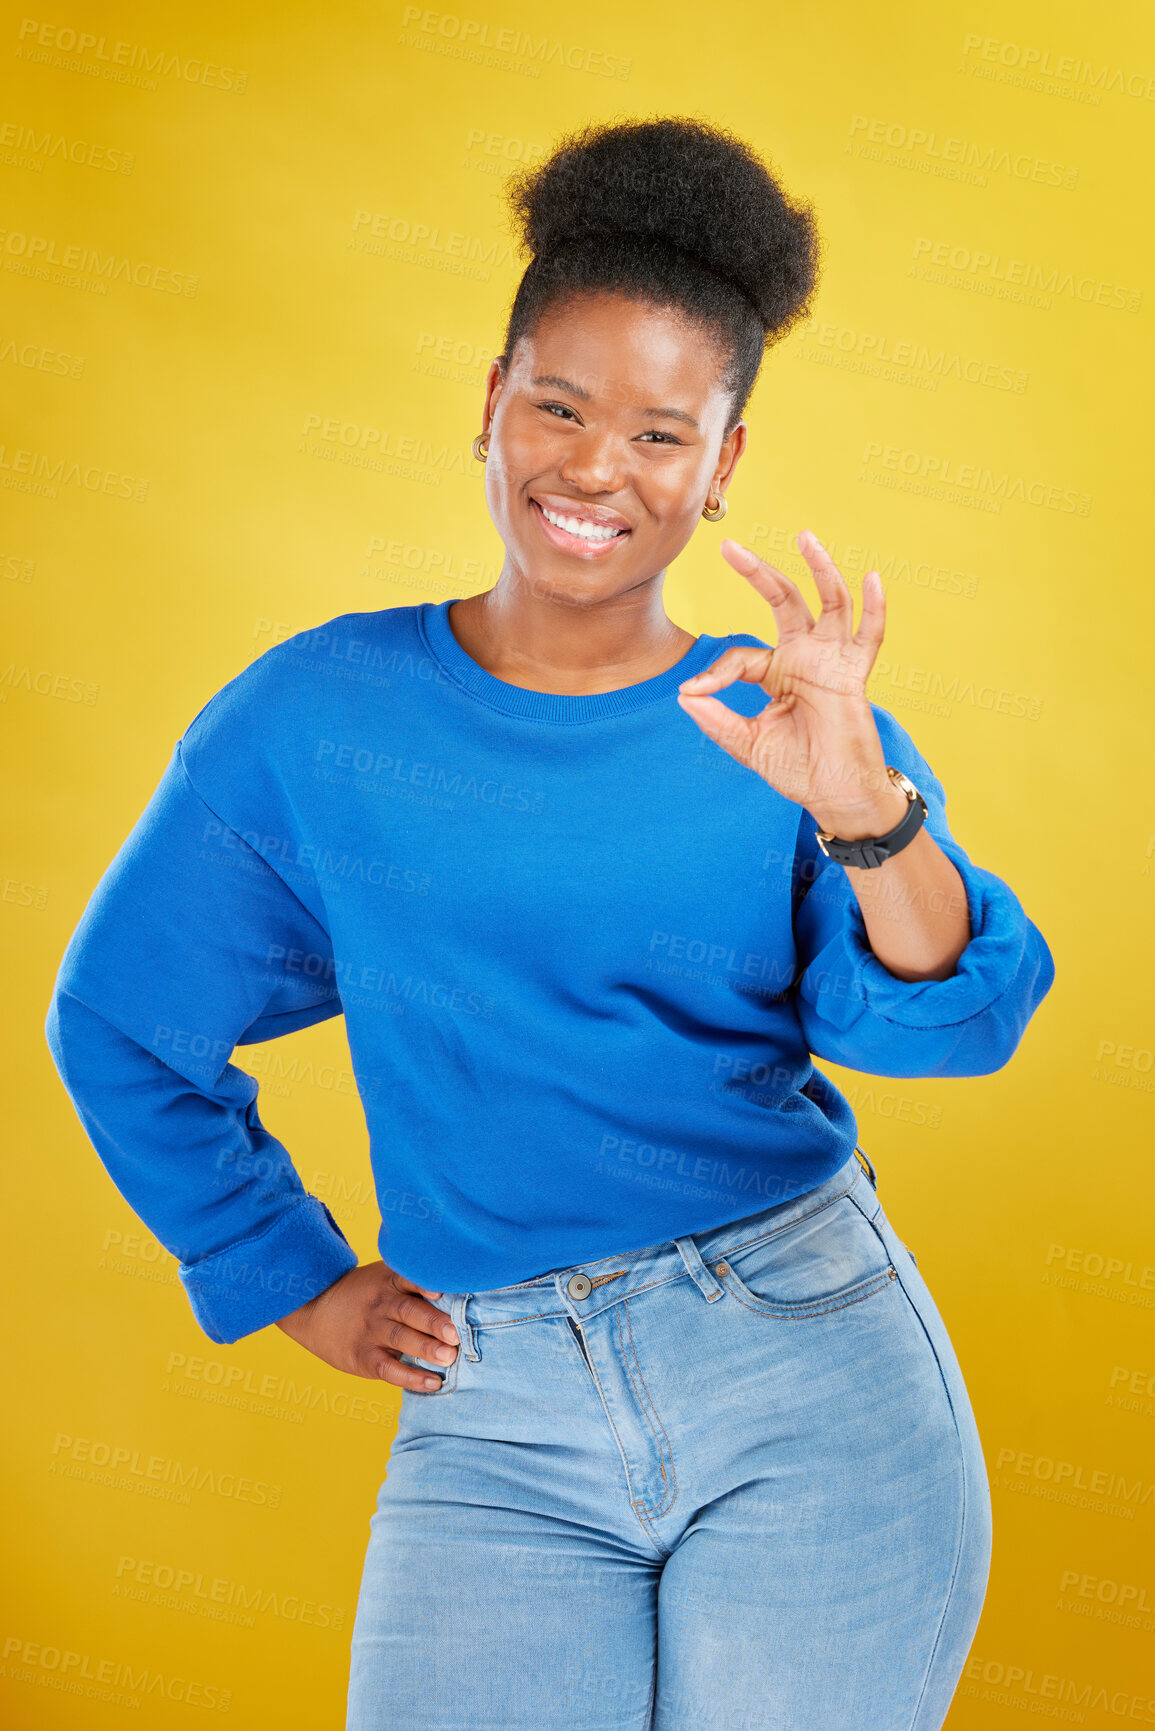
xmin=503 ymin=115 xmax=820 ymax=340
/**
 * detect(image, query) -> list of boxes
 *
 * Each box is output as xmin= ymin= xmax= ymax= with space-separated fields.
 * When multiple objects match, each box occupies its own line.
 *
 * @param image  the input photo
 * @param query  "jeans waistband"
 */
xmin=445 ymin=1151 xmax=874 ymax=1360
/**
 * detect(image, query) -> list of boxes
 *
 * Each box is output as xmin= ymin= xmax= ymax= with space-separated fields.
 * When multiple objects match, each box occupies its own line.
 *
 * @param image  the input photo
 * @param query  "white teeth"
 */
xmin=540 ymin=503 xmax=624 ymax=542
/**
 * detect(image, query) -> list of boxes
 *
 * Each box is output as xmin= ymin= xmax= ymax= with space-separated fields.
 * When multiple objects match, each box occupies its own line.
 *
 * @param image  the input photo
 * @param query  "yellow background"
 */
xmin=4 ymin=0 xmax=1153 ymax=1723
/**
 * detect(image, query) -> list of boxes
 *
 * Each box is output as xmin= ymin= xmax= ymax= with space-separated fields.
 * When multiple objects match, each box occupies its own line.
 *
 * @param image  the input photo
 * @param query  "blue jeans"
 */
xmin=347 ymin=1153 xmax=991 ymax=1730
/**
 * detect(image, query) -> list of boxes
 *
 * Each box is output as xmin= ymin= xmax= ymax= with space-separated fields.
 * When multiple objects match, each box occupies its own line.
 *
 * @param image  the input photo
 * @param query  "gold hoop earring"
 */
xmin=471 ymin=433 xmax=490 ymax=463
xmin=701 ymin=491 xmax=728 ymax=521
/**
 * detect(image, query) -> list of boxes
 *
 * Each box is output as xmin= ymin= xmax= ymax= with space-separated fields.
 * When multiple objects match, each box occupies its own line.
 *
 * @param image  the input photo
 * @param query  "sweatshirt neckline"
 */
xmin=418 ymin=598 xmax=721 ymax=724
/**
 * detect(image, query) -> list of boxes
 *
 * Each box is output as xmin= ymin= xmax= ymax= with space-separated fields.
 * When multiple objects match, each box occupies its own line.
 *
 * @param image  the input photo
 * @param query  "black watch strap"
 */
xmin=815 ymin=768 xmax=928 ymax=869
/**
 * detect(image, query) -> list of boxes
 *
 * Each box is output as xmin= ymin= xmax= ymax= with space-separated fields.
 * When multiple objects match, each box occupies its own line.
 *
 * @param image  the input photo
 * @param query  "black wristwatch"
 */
xmin=814 ymin=768 xmax=928 ymax=869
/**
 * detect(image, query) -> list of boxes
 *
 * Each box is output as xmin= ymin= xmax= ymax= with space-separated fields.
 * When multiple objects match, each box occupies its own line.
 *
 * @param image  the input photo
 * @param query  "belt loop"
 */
xmin=450 ymin=1292 xmax=480 ymax=1362
xmin=675 ymin=1235 xmax=725 ymax=1302
xmin=854 ymin=1144 xmax=878 ymax=1191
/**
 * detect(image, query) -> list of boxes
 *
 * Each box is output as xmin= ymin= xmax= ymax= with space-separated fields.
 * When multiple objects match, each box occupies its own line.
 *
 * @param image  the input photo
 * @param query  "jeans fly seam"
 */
xmin=566 ymin=1314 xmax=595 ymax=1375
xmin=618 ymin=1299 xmax=678 ymax=1522
xmin=576 ymin=1313 xmax=672 ymax=1561
xmin=848 ymin=1187 xmax=973 ymax=1731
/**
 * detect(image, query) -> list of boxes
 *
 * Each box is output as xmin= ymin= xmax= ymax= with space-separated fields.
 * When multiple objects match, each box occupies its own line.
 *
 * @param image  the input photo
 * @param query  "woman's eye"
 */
xmin=534 ymin=403 xmax=681 ymax=444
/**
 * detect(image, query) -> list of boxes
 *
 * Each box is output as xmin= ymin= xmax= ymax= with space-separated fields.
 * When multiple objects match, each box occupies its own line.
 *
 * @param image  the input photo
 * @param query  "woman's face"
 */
xmin=479 ymin=292 xmax=747 ymax=605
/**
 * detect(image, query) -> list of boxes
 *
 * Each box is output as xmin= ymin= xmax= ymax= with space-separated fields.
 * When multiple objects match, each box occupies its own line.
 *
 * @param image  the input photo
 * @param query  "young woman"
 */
xmin=47 ymin=118 xmax=1054 ymax=1730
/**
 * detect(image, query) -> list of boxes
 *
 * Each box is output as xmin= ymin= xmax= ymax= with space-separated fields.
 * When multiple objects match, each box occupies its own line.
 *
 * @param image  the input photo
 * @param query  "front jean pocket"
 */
xmin=705 ymin=1194 xmax=897 ymax=1318
xmin=398 ymin=1345 xmax=462 ymax=1395
xmin=397 ymin=1293 xmax=465 ymax=1396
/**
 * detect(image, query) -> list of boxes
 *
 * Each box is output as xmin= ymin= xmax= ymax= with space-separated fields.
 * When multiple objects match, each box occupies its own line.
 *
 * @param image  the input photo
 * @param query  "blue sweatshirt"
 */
xmin=45 ymin=600 xmax=1055 ymax=1344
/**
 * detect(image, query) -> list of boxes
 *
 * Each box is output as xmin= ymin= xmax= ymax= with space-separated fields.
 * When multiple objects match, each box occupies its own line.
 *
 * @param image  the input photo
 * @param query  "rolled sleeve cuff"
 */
xmin=803 ymin=841 xmax=1032 ymax=1034
xmin=178 ymin=1195 xmax=360 ymax=1345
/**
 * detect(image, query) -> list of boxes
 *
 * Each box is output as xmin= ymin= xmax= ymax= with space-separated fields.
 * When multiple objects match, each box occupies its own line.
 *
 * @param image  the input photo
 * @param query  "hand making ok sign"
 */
xmin=676 ymin=531 xmax=909 ymax=843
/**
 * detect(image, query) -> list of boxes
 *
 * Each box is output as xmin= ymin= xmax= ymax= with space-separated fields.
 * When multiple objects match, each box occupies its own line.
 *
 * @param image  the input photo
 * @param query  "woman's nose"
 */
xmin=558 ymin=430 xmax=628 ymax=496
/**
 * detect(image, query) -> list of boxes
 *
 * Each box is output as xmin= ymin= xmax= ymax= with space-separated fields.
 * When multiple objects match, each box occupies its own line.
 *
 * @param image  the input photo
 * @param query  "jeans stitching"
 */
xmin=641 ymin=1642 xmax=658 ymax=1731
xmin=847 ymin=1187 xmax=975 ymax=1730
xmin=464 ymin=1180 xmax=865 ymax=1330
xmin=566 ymin=1314 xmax=595 ymax=1374
xmin=718 ymin=1266 xmax=898 ymax=1320
xmin=618 ymin=1299 xmax=678 ymax=1521
xmin=480 ymin=1167 xmax=860 ymax=1295
xmin=402 ymin=1345 xmax=460 ymax=1396
xmin=573 ymin=1315 xmax=671 ymax=1561
xmin=469 ymin=1273 xmax=686 ymax=1329
xmin=707 ymin=1177 xmax=859 ymax=1263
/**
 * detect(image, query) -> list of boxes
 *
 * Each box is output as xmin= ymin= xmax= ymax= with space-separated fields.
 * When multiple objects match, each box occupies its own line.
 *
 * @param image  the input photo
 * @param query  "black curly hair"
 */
xmin=499 ymin=115 xmax=821 ymax=438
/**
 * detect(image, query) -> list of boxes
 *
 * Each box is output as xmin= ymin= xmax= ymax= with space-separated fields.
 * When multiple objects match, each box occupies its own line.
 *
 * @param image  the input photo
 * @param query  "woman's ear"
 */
xmin=713 ymin=420 xmax=748 ymax=495
xmin=481 ymin=357 xmax=506 ymax=432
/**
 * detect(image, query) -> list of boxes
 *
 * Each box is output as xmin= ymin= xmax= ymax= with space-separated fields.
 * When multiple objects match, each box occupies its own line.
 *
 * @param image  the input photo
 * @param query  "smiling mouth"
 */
xmin=530 ymin=497 xmax=631 ymax=557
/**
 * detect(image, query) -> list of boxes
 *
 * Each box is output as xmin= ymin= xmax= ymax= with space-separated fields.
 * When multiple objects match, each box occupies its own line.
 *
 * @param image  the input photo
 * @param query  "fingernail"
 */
xmin=441 ymin=1325 xmax=459 ymax=1343
xmin=679 ymin=675 xmax=704 ymax=689
xmin=435 ymin=1344 xmax=457 ymax=1362
xmin=423 ymin=1376 xmax=441 ymax=1389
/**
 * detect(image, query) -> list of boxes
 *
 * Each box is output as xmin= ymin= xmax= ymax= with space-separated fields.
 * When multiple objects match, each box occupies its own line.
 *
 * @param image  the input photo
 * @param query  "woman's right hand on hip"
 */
xmin=274 ymin=1260 xmax=459 ymax=1390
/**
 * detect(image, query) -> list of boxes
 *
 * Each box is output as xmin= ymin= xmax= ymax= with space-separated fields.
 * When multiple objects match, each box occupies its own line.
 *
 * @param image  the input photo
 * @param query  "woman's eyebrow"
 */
xmin=531 ymin=372 xmax=591 ymax=397
xmin=530 ymin=373 xmax=700 ymax=430
xmin=642 ymin=403 xmax=700 ymax=430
